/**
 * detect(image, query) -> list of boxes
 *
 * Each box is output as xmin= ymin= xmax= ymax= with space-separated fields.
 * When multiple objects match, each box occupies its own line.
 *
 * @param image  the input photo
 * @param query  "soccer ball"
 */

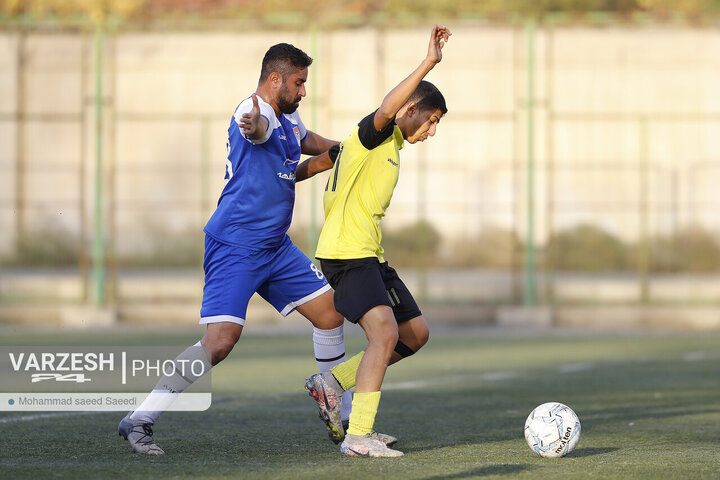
xmin=524 ymin=402 xmax=581 ymax=457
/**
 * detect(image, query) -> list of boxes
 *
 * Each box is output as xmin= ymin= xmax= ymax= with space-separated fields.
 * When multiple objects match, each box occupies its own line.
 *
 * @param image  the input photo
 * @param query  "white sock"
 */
xmin=313 ymin=325 xmax=345 ymax=372
xmin=340 ymin=388 xmax=354 ymax=424
xmin=129 ymin=341 xmax=212 ymax=425
xmin=312 ymin=325 xmax=353 ymax=422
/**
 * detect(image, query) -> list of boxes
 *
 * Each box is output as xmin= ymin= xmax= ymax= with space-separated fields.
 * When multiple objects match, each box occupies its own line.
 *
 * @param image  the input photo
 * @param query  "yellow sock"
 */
xmin=330 ymin=351 xmax=364 ymax=391
xmin=346 ymin=391 xmax=381 ymax=437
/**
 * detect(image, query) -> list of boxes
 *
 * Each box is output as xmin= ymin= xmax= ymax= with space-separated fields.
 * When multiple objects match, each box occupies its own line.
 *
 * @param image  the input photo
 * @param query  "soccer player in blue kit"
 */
xmin=118 ymin=43 xmax=351 ymax=455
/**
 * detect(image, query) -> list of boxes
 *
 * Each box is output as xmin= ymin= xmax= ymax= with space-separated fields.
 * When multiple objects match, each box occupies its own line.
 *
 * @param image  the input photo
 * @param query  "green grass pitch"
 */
xmin=0 ymin=325 xmax=718 ymax=479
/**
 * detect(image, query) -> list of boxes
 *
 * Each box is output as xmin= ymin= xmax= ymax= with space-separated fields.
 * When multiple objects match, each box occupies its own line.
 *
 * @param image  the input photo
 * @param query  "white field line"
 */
xmin=682 ymin=350 xmax=720 ymax=362
xmin=555 ymin=362 xmax=598 ymax=374
xmin=384 ymin=360 xmax=606 ymax=391
xmin=0 ymin=411 xmax=103 ymax=423
xmin=0 ymin=364 xmax=590 ymax=422
xmin=383 ymin=370 xmax=520 ymax=391
xmin=0 ymin=395 xmax=239 ymax=424
xmin=2 ymin=349 xmax=707 ymax=423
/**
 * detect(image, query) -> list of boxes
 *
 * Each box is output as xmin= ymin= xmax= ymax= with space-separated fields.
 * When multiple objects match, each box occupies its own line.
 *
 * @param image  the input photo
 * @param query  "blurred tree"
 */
xmin=0 ymin=0 xmax=145 ymax=23
xmin=651 ymin=225 xmax=720 ymax=273
xmin=382 ymin=220 xmax=442 ymax=267
xmin=443 ymin=226 xmax=521 ymax=269
xmin=548 ymin=223 xmax=630 ymax=272
xmin=2 ymin=0 xmax=720 ymax=24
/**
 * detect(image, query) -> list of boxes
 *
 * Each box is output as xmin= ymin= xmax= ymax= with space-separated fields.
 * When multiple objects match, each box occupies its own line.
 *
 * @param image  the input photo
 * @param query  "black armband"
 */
xmin=328 ymin=143 xmax=341 ymax=163
xmin=394 ymin=340 xmax=416 ymax=358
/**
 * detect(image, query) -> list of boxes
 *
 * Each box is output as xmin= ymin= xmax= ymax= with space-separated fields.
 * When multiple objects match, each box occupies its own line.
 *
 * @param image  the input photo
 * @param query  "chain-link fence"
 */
xmin=1 ymin=22 xmax=719 ymax=320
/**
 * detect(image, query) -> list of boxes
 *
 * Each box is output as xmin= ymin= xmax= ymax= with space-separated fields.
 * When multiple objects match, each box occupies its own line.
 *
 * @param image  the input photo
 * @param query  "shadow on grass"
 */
xmin=569 ymin=447 xmax=619 ymax=457
xmin=419 ymin=463 xmax=531 ymax=479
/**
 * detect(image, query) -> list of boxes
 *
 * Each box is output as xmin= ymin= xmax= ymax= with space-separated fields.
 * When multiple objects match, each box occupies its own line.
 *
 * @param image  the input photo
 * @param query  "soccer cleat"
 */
xmin=369 ymin=430 xmax=398 ymax=448
xmin=340 ymin=433 xmax=404 ymax=457
xmin=118 ymin=414 xmax=165 ymax=455
xmin=342 ymin=420 xmax=398 ymax=447
xmin=305 ymin=373 xmax=344 ymax=444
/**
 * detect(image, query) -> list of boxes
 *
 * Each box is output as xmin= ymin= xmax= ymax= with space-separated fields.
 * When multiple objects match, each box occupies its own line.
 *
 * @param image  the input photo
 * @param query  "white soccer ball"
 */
xmin=524 ymin=402 xmax=581 ymax=457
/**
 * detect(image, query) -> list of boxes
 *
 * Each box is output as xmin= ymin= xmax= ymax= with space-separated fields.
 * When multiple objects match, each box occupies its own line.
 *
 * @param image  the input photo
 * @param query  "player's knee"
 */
xmin=378 ymin=321 xmax=399 ymax=351
xmin=205 ymin=338 xmax=236 ymax=365
xmin=367 ymin=319 xmax=398 ymax=349
xmin=361 ymin=306 xmax=399 ymax=354
xmin=399 ymin=316 xmax=429 ymax=353
xmin=416 ymin=322 xmax=430 ymax=349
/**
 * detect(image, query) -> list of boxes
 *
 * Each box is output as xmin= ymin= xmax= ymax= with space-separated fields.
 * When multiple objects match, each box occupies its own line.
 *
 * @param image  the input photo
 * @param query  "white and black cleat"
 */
xmin=118 ymin=415 xmax=165 ymax=455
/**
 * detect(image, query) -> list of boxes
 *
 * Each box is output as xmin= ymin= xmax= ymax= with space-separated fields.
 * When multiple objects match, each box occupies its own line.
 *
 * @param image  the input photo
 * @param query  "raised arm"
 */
xmin=373 ymin=25 xmax=451 ymax=132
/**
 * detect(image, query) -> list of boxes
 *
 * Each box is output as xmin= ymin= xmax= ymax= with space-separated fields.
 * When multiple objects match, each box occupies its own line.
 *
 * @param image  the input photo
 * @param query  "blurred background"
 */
xmin=1 ymin=0 xmax=719 ymax=329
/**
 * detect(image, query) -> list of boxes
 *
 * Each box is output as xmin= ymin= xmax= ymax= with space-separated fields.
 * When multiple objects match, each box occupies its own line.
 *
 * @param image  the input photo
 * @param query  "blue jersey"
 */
xmin=204 ymin=96 xmax=307 ymax=249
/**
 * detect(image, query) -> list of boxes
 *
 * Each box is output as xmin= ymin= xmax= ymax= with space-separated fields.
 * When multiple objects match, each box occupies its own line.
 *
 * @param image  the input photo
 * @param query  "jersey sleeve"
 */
xmin=357 ymin=109 xmax=396 ymax=150
xmin=233 ymin=96 xmax=275 ymax=145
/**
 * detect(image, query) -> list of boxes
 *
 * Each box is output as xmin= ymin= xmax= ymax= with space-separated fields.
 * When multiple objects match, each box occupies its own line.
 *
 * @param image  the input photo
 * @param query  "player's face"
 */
xmin=405 ymin=108 xmax=443 ymax=144
xmin=277 ymin=67 xmax=308 ymax=114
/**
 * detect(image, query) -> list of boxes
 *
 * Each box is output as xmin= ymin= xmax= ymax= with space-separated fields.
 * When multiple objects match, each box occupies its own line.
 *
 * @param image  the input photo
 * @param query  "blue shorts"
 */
xmin=200 ymin=234 xmax=331 ymax=326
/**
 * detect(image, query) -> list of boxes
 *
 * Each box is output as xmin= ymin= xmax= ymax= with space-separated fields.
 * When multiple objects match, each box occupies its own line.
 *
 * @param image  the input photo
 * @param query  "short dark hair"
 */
xmin=259 ymin=43 xmax=313 ymax=83
xmin=408 ymin=80 xmax=447 ymax=115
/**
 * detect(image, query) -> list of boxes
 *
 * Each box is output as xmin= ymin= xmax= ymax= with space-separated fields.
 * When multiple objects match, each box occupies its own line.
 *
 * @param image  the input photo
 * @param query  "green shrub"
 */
xmin=651 ymin=225 xmax=720 ymax=273
xmin=443 ymin=226 xmax=521 ymax=268
xmin=2 ymin=230 xmax=80 ymax=266
xmin=381 ymin=219 xmax=442 ymax=267
xmin=547 ymin=223 xmax=630 ymax=272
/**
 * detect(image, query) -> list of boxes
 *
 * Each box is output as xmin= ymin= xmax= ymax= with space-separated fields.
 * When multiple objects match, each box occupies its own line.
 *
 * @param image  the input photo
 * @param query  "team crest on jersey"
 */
xmin=292 ymin=126 xmax=301 ymax=145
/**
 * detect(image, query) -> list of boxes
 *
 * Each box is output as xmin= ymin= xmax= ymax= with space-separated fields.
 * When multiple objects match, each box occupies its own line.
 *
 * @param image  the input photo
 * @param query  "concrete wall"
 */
xmin=1 ymin=25 xmax=719 ymax=261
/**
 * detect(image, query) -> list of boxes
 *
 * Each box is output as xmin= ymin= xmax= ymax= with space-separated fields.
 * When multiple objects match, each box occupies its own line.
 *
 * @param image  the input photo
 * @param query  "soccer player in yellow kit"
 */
xmin=304 ymin=25 xmax=451 ymax=457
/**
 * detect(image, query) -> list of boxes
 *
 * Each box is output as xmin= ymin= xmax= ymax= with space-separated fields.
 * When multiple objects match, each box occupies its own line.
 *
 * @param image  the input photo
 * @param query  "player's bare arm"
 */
xmin=373 ymin=25 xmax=451 ymax=131
xmin=302 ymin=130 xmax=338 ymax=156
xmin=296 ymin=131 xmax=340 ymax=181
xmin=295 ymin=148 xmax=337 ymax=182
xmin=238 ymin=93 xmax=269 ymax=140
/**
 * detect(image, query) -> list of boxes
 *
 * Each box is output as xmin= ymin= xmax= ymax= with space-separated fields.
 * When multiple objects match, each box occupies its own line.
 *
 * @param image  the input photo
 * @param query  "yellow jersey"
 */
xmin=315 ymin=111 xmax=404 ymax=262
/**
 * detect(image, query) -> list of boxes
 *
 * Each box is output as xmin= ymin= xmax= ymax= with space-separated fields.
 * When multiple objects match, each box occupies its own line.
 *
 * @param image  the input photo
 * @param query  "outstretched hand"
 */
xmin=239 ymin=93 xmax=261 ymax=136
xmin=427 ymin=24 xmax=451 ymax=65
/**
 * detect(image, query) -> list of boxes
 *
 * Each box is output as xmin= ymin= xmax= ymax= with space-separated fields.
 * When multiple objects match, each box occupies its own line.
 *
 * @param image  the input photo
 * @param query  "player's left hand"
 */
xmin=239 ymin=93 xmax=261 ymax=136
xmin=427 ymin=24 xmax=451 ymax=65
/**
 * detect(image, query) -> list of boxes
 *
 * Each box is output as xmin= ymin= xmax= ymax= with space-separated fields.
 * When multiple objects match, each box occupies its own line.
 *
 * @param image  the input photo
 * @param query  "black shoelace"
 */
xmin=134 ymin=423 xmax=155 ymax=445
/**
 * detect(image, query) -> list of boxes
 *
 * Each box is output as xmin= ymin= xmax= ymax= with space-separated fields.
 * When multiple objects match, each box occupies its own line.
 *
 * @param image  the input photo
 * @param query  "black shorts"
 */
xmin=319 ymin=257 xmax=422 ymax=324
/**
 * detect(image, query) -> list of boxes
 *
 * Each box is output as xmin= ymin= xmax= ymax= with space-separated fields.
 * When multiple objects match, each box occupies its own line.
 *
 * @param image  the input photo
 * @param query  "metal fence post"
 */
xmin=639 ymin=116 xmax=650 ymax=303
xmin=524 ymin=19 xmax=537 ymax=307
xmin=15 ymin=31 xmax=26 ymax=257
xmin=306 ymin=24 xmax=319 ymax=256
xmin=92 ymin=21 xmax=106 ymax=305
